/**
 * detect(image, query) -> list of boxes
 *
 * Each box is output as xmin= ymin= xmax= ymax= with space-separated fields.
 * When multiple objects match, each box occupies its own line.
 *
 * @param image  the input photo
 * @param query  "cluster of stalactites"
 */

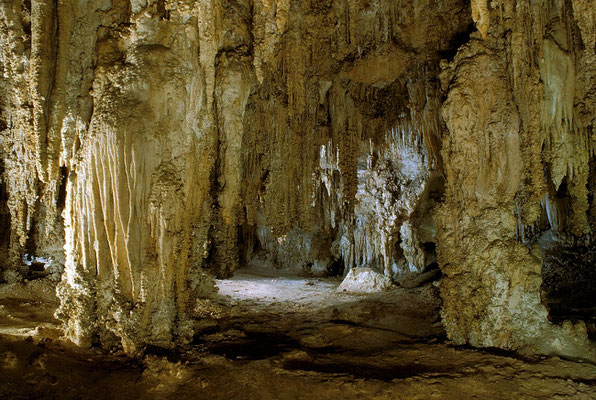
xmin=511 ymin=0 xmax=594 ymax=248
xmin=318 ymin=120 xmax=431 ymax=277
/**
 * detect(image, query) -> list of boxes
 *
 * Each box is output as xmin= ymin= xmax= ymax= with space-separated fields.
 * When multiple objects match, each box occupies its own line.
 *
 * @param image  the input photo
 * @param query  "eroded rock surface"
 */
xmin=437 ymin=0 xmax=596 ymax=359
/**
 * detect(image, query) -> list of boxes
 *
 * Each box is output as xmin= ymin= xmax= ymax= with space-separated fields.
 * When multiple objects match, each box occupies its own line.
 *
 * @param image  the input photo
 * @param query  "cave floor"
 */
xmin=212 ymin=266 xmax=444 ymax=339
xmin=1 ymin=273 xmax=596 ymax=399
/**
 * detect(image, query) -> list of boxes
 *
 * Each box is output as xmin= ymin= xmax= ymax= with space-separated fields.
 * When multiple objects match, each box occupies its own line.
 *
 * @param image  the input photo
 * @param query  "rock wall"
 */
xmin=0 ymin=0 xmax=594 ymax=357
xmin=438 ymin=0 xmax=596 ymax=359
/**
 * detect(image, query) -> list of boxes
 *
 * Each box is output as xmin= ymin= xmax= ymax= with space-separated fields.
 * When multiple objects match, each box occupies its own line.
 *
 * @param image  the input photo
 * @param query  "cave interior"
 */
xmin=0 ymin=0 xmax=596 ymax=398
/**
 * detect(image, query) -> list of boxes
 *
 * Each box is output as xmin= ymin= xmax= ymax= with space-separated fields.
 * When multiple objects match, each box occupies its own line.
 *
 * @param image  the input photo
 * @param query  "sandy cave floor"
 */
xmin=0 ymin=268 xmax=595 ymax=399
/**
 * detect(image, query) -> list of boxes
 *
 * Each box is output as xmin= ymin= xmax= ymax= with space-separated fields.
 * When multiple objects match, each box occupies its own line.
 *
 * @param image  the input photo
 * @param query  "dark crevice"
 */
xmin=422 ymin=241 xmax=436 ymax=253
xmin=56 ymin=166 xmax=68 ymax=211
xmin=438 ymin=22 xmax=476 ymax=62
xmin=327 ymin=256 xmax=345 ymax=277
xmin=21 ymin=0 xmax=31 ymax=37
xmin=238 ymin=223 xmax=253 ymax=267
xmin=0 ymin=159 xmax=10 ymax=271
xmin=156 ymin=0 xmax=169 ymax=20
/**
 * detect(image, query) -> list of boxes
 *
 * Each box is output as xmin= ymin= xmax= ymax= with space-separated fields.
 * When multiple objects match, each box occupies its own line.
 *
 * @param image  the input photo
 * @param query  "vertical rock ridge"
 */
xmin=438 ymin=0 xmax=596 ymax=360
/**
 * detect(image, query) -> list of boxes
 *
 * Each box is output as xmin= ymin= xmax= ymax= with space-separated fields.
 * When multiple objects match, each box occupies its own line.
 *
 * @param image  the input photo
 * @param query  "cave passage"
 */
xmin=215 ymin=266 xmax=351 ymax=311
xmin=207 ymin=264 xmax=445 ymax=359
xmin=542 ymin=245 xmax=596 ymax=339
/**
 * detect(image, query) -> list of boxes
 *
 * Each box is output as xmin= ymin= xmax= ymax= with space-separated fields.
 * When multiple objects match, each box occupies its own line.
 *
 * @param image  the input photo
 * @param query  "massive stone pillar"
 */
xmin=55 ymin=4 xmax=218 ymax=353
xmin=438 ymin=0 xmax=596 ymax=360
xmin=0 ymin=0 xmax=41 ymax=277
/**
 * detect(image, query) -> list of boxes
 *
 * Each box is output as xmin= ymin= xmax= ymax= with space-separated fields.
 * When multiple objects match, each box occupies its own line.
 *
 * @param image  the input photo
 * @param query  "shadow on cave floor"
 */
xmin=199 ymin=266 xmax=445 ymax=359
xmin=1 ymin=274 xmax=596 ymax=399
xmin=212 ymin=266 xmax=444 ymax=336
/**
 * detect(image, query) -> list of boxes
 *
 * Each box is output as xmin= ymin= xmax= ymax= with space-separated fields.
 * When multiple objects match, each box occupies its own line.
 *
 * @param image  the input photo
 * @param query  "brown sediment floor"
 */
xmin=1 ymin=271 xmax=595 ymax=400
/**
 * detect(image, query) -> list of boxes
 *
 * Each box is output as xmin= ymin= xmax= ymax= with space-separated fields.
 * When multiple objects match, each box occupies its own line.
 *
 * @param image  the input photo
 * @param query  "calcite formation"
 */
xmin=438 ymin=0 xmax=595 ymax=359
xmin=0 ymin=0 xmax=594 ymax=358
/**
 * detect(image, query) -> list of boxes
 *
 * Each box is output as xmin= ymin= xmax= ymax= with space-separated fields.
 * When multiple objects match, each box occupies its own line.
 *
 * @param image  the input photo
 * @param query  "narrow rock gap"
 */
xmin=0 ymin=159 xmax=10 ymax=274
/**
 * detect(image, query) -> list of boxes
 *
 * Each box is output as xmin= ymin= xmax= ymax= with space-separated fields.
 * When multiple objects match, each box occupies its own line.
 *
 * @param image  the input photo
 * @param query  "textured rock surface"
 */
xmin=0 ymin=0 xmax=594 ymax=358
xmin=437 ymin=0 xmax=596 ymax=359
xmin=337 ymin=267 xmax=393 ymax=293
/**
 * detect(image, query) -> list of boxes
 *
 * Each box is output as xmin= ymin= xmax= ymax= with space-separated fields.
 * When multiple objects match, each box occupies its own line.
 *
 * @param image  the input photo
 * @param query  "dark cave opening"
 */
xmin=538 ymin=176 xmax=596 ymax=340
xmin=541 ymin=244 xmax=596 ymax=340
xmin=510 ymin=167 xmax=596 ymax=341
xmin=438 ymin=21 xmax=476 ymax=62
xmin=327 ymin=256 xmax=345 ymax=277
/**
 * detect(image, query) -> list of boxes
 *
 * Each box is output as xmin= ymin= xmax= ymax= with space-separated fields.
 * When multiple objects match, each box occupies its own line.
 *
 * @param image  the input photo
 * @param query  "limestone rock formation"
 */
xmin=438 ymin=0 xmax=596 ymax=359
xmin=337 ymin=267 xmax=393 ymax=293
xmin=0 ymin=0 xmax=594 ymax=359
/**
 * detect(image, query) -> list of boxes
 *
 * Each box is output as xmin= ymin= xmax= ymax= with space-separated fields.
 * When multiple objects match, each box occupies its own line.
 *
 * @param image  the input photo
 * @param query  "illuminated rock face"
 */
xmin=0 ymin=0 xmax=594 ymax=357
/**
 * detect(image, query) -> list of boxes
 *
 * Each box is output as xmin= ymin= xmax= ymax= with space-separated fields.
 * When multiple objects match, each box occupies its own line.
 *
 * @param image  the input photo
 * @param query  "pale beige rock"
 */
xmin=338 ymin=267 xmax=393 ymax=293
